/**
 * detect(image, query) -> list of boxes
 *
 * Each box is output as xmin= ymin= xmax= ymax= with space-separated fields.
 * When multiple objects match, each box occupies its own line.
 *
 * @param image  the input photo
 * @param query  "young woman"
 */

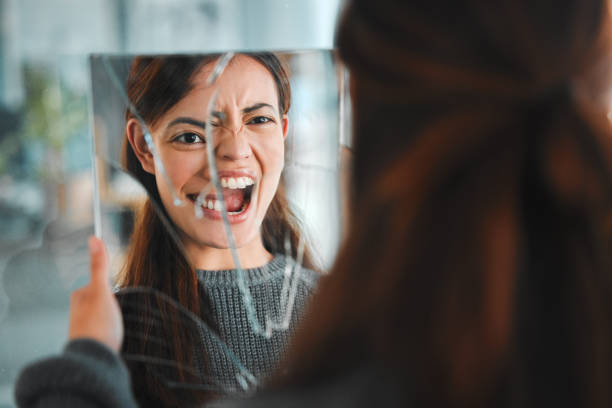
xmin=260 ymin=0 xmax=612 ymax=407
xmin=15 ymin=0 xmax=612 ymax=407
xmin=115 ymin=52 xmax=319 ymax=406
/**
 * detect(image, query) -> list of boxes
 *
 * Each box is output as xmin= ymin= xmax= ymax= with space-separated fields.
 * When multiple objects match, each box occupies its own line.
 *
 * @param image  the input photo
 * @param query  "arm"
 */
xmin=15 ymin=237 xmax=137 ymax=408
xmin=15 ymin=339 xmax=136 ymax=408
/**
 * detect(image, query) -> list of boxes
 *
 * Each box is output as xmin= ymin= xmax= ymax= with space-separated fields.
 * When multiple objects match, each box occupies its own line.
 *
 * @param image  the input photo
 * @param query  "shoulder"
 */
xmin=113 ymin=287 xmax=168 ymax=326
xmin=281 ymin=256 xmax=320 ymax=290
xmin=15 ymin=339 xmax=138 ymax=408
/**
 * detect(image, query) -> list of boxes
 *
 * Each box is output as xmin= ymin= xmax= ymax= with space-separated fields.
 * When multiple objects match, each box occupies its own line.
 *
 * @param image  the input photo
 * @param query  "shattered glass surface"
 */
xmin=0 ymin=1 xmax=344 ymax=405
xmin=89 ymin=50 xmax=349 ymax=399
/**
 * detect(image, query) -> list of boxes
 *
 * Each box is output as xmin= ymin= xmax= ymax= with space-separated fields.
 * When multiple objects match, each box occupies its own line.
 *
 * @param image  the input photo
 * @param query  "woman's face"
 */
xmin=130 ymin=55 xmax=288 ymax=250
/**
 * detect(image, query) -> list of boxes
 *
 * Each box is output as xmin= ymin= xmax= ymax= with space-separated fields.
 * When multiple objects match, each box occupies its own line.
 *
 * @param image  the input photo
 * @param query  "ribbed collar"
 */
xmin=195 ymin=254 xmax=289 ymax=287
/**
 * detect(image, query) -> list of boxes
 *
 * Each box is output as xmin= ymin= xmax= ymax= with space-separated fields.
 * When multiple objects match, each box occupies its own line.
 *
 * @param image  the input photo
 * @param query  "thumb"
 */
xmin=89 ymin=236 xmax=109 ymax=287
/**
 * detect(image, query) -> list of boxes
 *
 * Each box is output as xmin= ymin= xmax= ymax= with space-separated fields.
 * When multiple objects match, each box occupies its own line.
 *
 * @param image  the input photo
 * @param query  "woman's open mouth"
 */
xmin=187 ymin=176 xmax=255 ymax=217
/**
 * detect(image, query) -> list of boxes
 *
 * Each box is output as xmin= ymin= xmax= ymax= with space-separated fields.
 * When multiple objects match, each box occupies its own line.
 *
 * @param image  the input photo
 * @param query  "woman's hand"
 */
xmin=68 ymin=236 xmax=123 ymax=352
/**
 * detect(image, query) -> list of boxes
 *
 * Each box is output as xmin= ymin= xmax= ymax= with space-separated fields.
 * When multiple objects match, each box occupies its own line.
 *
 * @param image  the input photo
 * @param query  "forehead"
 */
xmin=191 ymin=55 xmax=279 ymax=109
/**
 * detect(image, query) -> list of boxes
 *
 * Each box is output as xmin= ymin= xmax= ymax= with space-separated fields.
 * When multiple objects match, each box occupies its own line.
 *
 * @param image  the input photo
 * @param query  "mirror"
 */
xmin=89 ymin=50 xmax=349 ymax=404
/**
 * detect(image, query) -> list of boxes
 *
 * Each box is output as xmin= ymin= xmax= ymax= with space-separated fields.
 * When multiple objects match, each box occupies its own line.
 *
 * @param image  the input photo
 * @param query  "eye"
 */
xmin=174 ymin=132 xmax=205 ymax=144
xmin=248 ymin=116 xmax=273 ymax=125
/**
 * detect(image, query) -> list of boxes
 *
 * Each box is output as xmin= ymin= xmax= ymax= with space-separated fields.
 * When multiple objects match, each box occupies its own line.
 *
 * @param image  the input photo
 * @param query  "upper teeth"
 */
xmin=220 ymin=177 xmax=254 ymax=189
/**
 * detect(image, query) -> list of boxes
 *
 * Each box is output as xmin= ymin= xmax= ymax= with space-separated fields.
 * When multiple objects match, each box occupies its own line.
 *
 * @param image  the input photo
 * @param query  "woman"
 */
xmin=15 ymin=0 xmax=612 ymax=407
xmin=253 ymin=0 xmax=612 ymax=407
xmin=115 ymin=52 xmax=320 ymax=406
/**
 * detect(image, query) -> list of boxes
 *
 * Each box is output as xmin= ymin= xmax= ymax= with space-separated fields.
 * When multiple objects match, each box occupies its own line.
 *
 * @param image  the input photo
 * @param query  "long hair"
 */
xmin=116 ymin=52 xmax=315 ymax=406
xmin=277 ymin=1 xmax=612 ymax=407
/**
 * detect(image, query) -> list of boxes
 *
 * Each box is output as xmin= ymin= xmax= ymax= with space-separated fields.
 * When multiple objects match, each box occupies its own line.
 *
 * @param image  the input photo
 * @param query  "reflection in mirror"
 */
xmin=89 ymin=50 xmax=347 ymax=405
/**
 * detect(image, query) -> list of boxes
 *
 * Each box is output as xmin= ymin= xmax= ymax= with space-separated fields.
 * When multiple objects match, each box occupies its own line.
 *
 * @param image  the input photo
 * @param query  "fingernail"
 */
xmin=89 ymin=236 xmax=100 ymax=254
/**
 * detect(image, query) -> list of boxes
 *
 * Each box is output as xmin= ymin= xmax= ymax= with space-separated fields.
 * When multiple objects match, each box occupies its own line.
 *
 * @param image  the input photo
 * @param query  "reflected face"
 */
xmin=144 ymin=56 xmax=287 ymax=250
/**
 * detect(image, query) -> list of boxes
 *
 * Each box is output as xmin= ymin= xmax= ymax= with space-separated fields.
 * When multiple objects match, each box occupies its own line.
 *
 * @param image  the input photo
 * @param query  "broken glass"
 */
xmin=89 ymin=50 xmax=348 ymax=401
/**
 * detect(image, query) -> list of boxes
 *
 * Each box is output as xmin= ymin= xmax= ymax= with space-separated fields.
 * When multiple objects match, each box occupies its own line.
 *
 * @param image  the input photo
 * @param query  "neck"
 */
xmin=183 ymin=236 xmax=273 ymax=271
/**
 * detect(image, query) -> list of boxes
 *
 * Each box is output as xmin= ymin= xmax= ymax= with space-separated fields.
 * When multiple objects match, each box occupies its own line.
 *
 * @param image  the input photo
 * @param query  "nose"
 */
xmin=215 ymin=126 xmax=251 ymax=161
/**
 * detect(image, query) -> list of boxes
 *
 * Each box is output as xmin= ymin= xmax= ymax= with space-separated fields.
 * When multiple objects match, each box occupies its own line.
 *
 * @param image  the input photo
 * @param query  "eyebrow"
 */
xmin=243 ymin=103 xmax=275 ymax=114
xmin=167 ymin=113 xmax=225 ymax=129
xmin=167 ymin=103 xmax=276 ymax=130
xmin=167 ymin=117 xmax=207 ymax=129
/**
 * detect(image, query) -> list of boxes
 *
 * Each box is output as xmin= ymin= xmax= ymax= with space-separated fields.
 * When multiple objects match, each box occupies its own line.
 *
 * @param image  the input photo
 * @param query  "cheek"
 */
xmin=158 ymin=150 xmax=206 ymax=188
xmin=250 ymin=135 xmax=284 ymax=213
xmin=258 ymin=135 xmax=285 ymax=176
xmin=153 ymin=172 xmax=174 ymax=209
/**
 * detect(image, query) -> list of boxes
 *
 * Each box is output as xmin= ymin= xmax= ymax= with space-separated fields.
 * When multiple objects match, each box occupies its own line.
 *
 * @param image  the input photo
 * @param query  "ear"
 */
xmin=281 ymin=114 xmax=289 ymax=141
xmin=126 ymin=118 xmax=155 ymax=174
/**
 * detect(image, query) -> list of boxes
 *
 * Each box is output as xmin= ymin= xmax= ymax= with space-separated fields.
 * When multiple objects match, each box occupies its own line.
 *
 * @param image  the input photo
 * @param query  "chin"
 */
xmin=188 ymin=224 xmax=261 ymax=251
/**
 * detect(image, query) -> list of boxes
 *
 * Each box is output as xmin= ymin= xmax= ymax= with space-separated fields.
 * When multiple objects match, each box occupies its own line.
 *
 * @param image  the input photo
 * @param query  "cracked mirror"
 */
xmin=89 ymin=50 xmax=348 ymax=404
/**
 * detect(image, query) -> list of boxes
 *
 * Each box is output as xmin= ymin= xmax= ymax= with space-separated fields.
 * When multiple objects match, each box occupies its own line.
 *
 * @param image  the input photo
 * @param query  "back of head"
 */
xmin=279 ymin=0 xmax=612 ymax=407
xmin=339 ymin=0 xmax=611 ymax=194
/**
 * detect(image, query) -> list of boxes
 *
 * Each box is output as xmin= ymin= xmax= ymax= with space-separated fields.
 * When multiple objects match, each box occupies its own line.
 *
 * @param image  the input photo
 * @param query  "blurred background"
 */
xmin=0 ymin=1 xmax=343 ymax=406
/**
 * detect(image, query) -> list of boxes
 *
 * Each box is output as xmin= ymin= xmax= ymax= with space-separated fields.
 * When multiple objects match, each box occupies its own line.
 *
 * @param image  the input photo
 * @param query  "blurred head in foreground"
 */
xmin=279 ymin=0 xmax=612 ymax=407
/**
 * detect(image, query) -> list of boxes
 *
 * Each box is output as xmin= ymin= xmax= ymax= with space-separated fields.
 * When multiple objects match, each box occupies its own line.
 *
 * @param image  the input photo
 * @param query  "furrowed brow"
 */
xmin=242 ymin=103 xmax=275 ymax=114
xmin=167 ymin=112 xmax=226 ymax=129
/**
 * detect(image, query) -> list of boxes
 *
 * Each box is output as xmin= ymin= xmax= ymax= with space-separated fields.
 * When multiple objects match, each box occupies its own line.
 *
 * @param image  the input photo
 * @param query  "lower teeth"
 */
xmin=203 ymin=202 xmax=247 ymax=215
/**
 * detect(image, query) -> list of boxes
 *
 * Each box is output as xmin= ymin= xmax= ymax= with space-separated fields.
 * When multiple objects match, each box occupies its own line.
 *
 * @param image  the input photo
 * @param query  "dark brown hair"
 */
xmin=117 ymin=52 xmax=315 ymax=406
xmin=276 ymin=1 xmax=612 ymax=407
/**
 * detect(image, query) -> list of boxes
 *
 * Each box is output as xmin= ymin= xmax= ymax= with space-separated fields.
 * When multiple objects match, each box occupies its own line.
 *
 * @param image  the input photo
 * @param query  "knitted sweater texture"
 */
xmin=14 ymin=256 xmax=317 ymax=408
xmin=118 ymin=254 xmax=318 ymax=406
xmin=15 ymin=339 xmax=138 ymax=408
xmin=194 ymin=255 xmax=318 ymax=386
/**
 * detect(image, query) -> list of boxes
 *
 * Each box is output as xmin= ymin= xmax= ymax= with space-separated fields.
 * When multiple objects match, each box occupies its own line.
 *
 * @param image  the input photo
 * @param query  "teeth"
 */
xmin=193 ymin=175 xmax=253 ymax=213
xmin=218 ymin=176 xmax=254 ymax=189
xmin=195 ymin=197 xmax=248 ymax=214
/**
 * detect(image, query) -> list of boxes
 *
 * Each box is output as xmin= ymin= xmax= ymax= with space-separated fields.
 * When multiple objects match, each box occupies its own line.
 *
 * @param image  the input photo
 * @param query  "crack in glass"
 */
xmin=89 ymin=50 xmax=344 ymax=399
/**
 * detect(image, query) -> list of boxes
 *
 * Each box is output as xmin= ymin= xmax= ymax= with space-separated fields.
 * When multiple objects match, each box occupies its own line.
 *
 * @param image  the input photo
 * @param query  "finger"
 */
xmin=70 ymin=288 xmax=84 ymax=304
xmin=89 ymin=236 xmax=109 ymax=287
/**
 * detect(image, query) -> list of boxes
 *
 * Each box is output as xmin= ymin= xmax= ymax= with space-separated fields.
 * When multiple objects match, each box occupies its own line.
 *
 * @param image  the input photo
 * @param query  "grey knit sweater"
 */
xmin=15 ymin=339 xmax=138 ymax=408
xmin=15 ymin=255 xmax=317 ymax=407
xmin=194 ymin=254 xmax=318 ymax=390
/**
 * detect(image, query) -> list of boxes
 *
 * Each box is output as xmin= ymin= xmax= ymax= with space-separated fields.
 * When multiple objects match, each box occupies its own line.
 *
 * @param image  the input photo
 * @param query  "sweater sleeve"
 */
xmin=14 ymin=339 xmax=138 ymax=408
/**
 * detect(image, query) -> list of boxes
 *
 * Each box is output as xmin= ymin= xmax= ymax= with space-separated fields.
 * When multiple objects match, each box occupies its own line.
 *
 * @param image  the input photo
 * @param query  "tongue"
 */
xmin=220 ymin=189 xmax=245 ymax=212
